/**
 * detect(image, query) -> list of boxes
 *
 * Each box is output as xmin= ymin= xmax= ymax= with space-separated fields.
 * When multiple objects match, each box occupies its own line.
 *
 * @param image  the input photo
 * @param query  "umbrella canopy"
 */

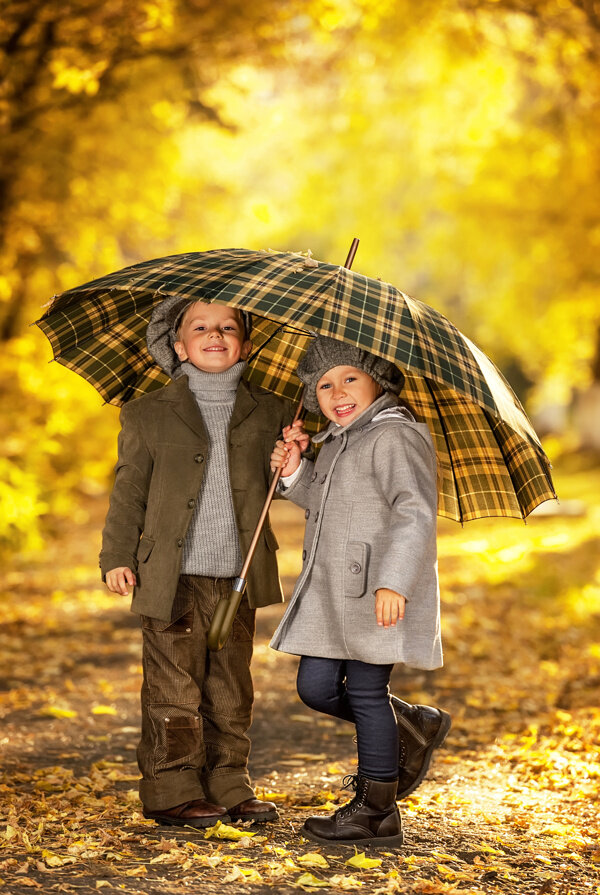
xmin=35 ymin=247 xmax=556 ymax=522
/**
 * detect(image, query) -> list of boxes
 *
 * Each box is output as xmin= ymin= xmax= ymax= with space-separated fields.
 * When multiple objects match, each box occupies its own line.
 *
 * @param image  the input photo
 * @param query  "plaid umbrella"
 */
xmin=35 ymin=247 xmax=556 ymax=522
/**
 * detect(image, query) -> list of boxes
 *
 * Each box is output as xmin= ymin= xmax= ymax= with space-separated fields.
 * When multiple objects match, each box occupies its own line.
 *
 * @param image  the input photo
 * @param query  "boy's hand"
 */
xmin=283 ymin=421 xmax=310 ymax=454
xmin=375 ymin=588 xmax=406 ymax=627
xmin=270 ymin=439 xmax=302 ymax=476
xmin=106 ymin=567 xmax=137 ymax=596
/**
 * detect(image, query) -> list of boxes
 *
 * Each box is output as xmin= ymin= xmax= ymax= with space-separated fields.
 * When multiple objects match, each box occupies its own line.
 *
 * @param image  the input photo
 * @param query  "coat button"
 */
xmin=305 ymin=509 xmax=310 ymax=519
xmin=350 ymin=562 xmax=361 ymax=574
xmin=194 ymin=453 xmax=204 ymax=463
xmin=302 ymin=550 xmax=307 ymax=560
xmin=188 ymin=498 xmax=195 ymax=508
xmin=311 ymin=472 xmax=318 ymax=482
xmin=177 ymin=538 xmax=183 ymax=547
xmin=320 ymin=475 xmax=327 ymax=484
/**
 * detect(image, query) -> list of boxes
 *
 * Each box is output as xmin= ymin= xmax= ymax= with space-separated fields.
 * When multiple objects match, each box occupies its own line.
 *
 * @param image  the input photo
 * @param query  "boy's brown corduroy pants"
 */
xmin=137 ymin=575 xmax=256 ymax=812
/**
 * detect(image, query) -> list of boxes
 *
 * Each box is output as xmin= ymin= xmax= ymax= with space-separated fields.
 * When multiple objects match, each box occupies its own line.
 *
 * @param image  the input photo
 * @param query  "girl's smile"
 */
xmin=316 ymin=365 xmax=382 ymax=426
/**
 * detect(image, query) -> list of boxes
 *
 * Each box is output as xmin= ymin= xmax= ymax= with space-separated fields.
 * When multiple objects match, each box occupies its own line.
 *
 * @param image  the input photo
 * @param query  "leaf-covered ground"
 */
xmin=1 ymin=454 xmax=599 ymax=894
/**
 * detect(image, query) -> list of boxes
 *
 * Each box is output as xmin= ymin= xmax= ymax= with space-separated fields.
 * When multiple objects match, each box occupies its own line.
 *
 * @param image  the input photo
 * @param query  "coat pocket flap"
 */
xmin=344 ymin=541 xmax=369 ymax=598
xmin=137 ymin=536 xmax=155 ymax=563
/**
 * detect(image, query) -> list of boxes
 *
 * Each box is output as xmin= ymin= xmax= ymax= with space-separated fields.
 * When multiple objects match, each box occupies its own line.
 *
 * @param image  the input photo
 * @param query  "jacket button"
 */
xmin=302 ymin=550 xmax=307 ymax=560
xmin=311 ymin=472 xmax=317 ymax=482
xmin=187 ymin=499 xmax=195 ymax=508
xmin=305 ymin=509 xmax=310 ymax=519
xmin=350 ymin=562 xmax=361 ymax=574
xmin=177 ymin=538 xmax=183 ymax=548
xmin=194 ymin=453 xmax=204 ymax=463
xmin=320 ymin=475 xmax=327 ymax=484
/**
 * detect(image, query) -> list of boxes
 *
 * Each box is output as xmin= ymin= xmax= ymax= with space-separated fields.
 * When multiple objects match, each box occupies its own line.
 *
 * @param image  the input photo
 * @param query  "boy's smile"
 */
xmin=174 ymin=302 xmax=252 ymax=373
xmin=316 ymin=365 xmax=382 ymax=426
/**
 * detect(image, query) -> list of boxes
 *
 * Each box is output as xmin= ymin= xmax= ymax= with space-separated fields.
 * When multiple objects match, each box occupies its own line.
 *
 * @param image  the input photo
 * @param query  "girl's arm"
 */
xmin=371 ymin=424 xmax=438 ymax=603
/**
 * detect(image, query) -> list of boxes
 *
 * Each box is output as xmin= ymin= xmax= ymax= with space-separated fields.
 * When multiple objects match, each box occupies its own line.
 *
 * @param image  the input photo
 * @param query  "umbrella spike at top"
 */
xmin=344 ymin=238 xmax=360 ymax=269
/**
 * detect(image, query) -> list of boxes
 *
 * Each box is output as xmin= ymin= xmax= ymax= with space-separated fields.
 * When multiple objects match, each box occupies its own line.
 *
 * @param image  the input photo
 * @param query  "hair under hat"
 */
xmin=297 ymin=335 xmax=404 ymax=414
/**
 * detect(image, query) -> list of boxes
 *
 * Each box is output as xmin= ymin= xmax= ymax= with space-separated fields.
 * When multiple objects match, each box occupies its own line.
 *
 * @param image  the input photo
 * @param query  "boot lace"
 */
xmin=337 ymin=774 xmax=367 ymax=818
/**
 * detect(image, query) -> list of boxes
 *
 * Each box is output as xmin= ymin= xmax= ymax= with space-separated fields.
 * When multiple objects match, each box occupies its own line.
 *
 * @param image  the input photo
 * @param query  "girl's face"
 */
xmin=316 ymin=365 xmax=382 ymax=426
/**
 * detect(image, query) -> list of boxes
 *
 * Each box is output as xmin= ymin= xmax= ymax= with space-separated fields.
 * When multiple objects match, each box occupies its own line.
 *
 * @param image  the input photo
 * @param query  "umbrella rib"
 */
xmin=248 ymin=322 xmax=287 ymax=364
xmin=247 ymin=321 xmax=312 ymax=364
xmin=422 ymin=377 xmax=464 ymax=525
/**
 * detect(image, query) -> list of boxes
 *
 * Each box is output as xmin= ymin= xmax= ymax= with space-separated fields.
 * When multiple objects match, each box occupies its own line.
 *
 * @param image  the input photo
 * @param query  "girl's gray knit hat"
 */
xmin=146 ymin=295 xmax=252 ymax=379
xmin=297 ymin=335 xmax=404 ymax=413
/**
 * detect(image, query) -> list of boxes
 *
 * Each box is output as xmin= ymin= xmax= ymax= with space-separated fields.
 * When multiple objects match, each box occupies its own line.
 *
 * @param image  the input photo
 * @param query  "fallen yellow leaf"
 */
xmin=297 ymin=852 xmax=329 ymax=868
xmin=296 ymin=871 xmax=330 ymax=888
xmin=329 ymin=874 xmax=363 ymax=889
xmin=41 ymin=850 xmax=77 ymax=867
xmin=39 ymin=705 xmax=77 ymax=719
xmin=223 ymin=865 xmax=263 ymax=882
xmin=91 ymin=705 xmax=117 ymax=715
xmin=204 ymin=821 xmax=256 ymax=841
xmin=345 ymin=852 xmax=382 ymax=870
xmin=290 ymin=753 xmax=328 ymax=761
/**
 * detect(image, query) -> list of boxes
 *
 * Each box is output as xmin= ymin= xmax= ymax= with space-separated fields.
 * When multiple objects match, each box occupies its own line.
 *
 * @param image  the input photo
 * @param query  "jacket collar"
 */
xmin=229 ymin=377 xmax=258 ymax=431
xmin=156 ymin=374 xmax=257 ymax=438
xmin=312 ymin=392 xmax=398 ymax=444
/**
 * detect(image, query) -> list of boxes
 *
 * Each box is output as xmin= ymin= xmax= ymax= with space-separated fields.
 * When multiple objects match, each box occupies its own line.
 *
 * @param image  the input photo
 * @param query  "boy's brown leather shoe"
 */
xmin=144 ymin=798 xmax=230 ymax=828
xmin=392 ymin=696 xmax=452 ymax=799
xmin=228 ymin=798 xmax=279 ymax=822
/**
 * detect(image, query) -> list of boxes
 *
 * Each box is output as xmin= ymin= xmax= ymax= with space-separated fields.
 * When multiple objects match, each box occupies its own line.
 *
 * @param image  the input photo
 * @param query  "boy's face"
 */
xmin=174 ymin=302 xmax=252 ymax=374
xmin=316 ymin=364 xmax=382 ymax=426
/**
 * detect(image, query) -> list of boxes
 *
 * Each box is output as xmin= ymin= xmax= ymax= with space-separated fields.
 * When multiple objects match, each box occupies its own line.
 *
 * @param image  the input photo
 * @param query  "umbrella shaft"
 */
xmin=239 ymin=466 xmax=282 ymax=578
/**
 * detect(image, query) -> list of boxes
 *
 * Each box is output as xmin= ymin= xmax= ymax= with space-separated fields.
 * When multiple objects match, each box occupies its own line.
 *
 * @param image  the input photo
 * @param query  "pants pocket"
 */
xmin=165 ymin=715 xmax=200 ymax=763
xmin=232 ymin=599 xmax=256 ymax=642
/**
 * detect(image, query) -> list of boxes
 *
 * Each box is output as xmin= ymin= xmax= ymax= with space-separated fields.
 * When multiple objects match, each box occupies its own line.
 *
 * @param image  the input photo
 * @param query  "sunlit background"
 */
xmin=1 ymin=0 xmax=599 ymax=555
xmin=1 ymin=6 xmax=599 ymax=885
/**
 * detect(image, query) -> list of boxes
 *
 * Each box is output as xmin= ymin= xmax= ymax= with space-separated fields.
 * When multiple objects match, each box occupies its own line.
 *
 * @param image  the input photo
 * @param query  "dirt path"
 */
xmin=1 ymin=491 xmax=598 ymax=894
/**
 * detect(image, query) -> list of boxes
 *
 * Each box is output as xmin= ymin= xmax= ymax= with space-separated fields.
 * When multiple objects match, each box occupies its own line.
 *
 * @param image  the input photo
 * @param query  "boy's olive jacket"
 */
xmin=100 ymin=376 xmax=293 ymax=621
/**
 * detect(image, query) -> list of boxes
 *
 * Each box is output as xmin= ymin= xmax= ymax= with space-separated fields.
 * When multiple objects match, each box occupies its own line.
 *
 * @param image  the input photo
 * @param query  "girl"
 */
xmin=270 ymin=336 xmax=450 ymax=847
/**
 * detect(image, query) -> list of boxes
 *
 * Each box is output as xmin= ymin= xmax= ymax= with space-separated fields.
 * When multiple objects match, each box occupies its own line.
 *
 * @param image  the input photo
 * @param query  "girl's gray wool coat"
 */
xmin=270 ymin=392 xmax=443 ymax=669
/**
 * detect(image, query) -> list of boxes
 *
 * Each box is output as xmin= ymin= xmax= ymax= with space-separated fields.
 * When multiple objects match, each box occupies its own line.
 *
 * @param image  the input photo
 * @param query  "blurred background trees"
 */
xmin=1 ymin=0 xmax=599 ymax=553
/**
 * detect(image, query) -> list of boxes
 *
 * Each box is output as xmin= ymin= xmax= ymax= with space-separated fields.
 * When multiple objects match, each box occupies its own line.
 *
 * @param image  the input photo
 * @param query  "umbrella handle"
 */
xmin=207 ymin=238 xmax=360 ymax=651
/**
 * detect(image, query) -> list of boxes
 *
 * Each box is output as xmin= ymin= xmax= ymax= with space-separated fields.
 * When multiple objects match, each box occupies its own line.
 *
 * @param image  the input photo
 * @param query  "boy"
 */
xmin=101 ymin=298 xmax=292 ymax=827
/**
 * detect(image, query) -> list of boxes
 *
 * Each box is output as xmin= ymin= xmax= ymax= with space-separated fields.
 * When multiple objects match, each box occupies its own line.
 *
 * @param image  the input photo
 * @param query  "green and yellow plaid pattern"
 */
xmin=36 ymin=248 xmax=556 ymax=522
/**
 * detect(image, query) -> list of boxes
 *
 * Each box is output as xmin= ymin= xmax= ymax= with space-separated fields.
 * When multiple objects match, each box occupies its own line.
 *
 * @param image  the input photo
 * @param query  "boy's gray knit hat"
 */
xmin=146 ymin=295 xmax=252 ymax=379
xmin=297 ymin=335 xmax=404 ymax=413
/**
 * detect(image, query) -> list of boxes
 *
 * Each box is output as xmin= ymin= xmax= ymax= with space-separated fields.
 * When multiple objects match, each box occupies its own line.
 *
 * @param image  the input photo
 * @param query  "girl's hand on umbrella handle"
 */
xmin=283 ymin=422 xmax=310 ymax=453
xmin=270 ymin=439 xmax=301 ymax=476
xmin=106 ymin=567 xmax=137 ymax=596
xmin=375 ymin=588 xmax=406 ymax=627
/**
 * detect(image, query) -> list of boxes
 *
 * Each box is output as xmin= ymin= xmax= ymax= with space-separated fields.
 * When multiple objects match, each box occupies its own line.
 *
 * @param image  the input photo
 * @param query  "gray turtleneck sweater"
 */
xmin=179 ymin=361 xmax=245 ymax=577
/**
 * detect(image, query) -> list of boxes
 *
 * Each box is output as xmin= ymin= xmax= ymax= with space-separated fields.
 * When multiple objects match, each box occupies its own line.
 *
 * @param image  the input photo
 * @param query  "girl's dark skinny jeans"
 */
xmin=296 ymin=655 xmax=398 ymax=781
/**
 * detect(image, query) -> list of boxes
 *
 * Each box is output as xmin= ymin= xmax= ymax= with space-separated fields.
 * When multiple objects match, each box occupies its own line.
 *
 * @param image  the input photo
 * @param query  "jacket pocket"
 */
xmin=137 ymin=535 xmax=155 ymax=563
xmin=344 ymin=542 xmax=369 ymax=599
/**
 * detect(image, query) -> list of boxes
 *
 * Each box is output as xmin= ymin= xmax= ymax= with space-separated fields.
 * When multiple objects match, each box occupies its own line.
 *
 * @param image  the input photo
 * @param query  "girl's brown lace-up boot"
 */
xmin=301 ymin=774 xmax=403 ymax=847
